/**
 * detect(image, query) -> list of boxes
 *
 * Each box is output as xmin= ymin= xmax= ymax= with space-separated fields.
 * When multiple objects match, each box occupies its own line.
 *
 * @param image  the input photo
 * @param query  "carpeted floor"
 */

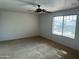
xmin=0 ymin=36 xmax=79 ymax=59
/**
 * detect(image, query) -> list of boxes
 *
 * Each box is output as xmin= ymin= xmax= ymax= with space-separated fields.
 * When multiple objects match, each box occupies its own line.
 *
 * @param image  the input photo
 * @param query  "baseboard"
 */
xmin=17 ymin=35 xmax=40 ymax=39
xmin=0 ymin=35 xmax=40 ymax=42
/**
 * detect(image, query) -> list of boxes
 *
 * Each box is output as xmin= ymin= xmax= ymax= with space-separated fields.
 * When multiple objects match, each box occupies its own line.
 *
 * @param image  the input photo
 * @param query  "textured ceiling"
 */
xmin=0 ymin=0 xmax=79 ymax=13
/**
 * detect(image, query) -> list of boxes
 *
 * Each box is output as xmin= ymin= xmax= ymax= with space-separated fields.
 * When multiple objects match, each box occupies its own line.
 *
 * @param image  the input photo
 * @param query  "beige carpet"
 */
xmin=0 ymin=37 xmax=79 ymax=59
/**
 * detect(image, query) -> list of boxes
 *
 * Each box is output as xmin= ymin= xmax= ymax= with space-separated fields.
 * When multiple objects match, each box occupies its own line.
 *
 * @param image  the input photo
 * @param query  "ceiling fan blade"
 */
xmin=46 ymin=11 xmax=52 ymax=13
xmin=18 ymin=0 xmax=38 ymax=6
xmin=42 ymin=9 xmax=46 ymax=12
xmin=42 ymin=9 xmax=51 ymax=13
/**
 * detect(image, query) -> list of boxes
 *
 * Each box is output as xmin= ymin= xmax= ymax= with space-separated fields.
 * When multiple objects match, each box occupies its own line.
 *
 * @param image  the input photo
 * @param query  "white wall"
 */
xmin=39 ymin=8 xmax=79 ymax=51
xmin=0 ymin=8 xmax=79 ymax=51
xmin=0 ymin=11 xmax=39 ymax=41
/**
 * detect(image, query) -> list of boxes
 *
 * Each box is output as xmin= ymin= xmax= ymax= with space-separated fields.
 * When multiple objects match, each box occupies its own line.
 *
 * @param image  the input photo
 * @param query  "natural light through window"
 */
xmin=52 ymin=16 xmax=63 ymax=35
xmin=52 ymin=15 xmax=77 ymax=39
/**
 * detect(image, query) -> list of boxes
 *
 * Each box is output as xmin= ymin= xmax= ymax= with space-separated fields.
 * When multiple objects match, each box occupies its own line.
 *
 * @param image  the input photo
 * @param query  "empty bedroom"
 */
xmin=0 ymin=0 xmax=79 ymax=59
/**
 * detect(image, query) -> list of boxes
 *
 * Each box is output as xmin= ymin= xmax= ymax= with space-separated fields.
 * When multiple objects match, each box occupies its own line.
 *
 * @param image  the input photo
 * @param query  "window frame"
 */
xmin=52 ymin=15 xmax=77 ymax=39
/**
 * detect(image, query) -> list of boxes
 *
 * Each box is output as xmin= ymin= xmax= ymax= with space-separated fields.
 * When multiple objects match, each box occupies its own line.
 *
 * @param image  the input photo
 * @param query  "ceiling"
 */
xmin=0 ymin=0 xmax=79 ymax=13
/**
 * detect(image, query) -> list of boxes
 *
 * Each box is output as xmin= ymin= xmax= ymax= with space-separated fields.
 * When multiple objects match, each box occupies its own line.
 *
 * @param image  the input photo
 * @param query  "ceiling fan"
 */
xmin=18 ymin=0 xmax=51 ymax=13
xmin=35 ymin=5 xmax=49 ymax=13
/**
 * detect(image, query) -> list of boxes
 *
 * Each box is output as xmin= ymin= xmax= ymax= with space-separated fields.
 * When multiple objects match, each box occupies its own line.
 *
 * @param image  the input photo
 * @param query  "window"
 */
xmin=52 ymin=16 xmax=63 ymax=35
xmin=52 ymin=15 xmax=77 ymax=39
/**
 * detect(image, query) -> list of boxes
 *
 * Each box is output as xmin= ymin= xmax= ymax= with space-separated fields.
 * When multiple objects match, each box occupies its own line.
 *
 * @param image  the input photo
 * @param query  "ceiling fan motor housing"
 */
xmin=35 ymin=5 xmax=42 ymax=12
xmin=35 ymin=8 xmax=42 ymax=12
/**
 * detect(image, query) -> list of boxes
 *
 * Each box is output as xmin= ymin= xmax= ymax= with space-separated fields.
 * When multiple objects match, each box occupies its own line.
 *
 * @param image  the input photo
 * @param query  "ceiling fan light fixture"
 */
xmin=35 ymin=8 xmax=42 ymax=12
